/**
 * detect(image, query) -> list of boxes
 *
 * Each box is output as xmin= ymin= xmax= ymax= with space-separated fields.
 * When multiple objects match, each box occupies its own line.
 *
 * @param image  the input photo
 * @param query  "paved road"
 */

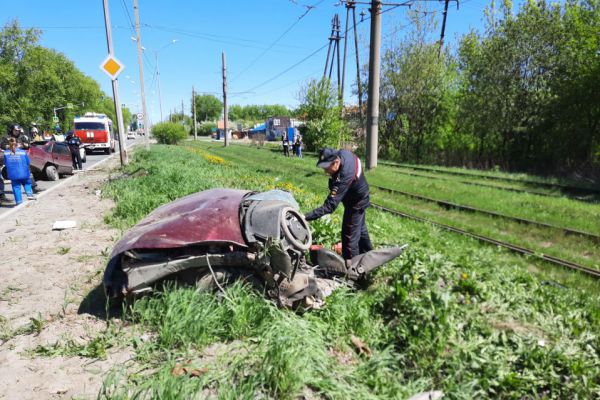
xmin=0 ymin=136 xmax=142 ymax=217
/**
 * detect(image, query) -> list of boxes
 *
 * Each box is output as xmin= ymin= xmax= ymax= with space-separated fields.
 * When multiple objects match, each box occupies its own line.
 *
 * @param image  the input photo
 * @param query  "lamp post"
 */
xmin=130 ymin=38 xmax=177 ymax=123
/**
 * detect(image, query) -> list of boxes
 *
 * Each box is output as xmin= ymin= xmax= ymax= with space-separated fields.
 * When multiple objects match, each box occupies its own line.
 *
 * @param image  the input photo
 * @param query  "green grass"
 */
xmin=89 ymin=144 xmax=600 ymax=398
xmin=196 ymin=142 xmax=600 ymax=272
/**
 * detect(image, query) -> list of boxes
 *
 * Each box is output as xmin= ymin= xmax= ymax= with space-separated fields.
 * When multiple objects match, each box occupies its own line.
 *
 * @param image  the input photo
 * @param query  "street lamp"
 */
xmin=132 ymin=38 xmax=178 ymax=122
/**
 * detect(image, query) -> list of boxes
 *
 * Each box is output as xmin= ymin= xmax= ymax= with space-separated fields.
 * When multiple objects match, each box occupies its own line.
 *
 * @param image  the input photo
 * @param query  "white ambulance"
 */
xmin=73 ymin=113 xmax=116 ymax=154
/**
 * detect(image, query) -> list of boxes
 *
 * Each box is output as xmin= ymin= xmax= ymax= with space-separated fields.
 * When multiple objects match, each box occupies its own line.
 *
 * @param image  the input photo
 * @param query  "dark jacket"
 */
xmin=66 ymin=134 xmax=82 ymax=149
xmin=1 ymin=134 xmax=30 ymax=150
xmin=305 ymin=149 xmax=370 ymax=221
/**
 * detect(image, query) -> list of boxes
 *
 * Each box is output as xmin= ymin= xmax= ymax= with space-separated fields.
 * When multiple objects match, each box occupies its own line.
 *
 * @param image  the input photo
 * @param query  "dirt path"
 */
xmin=0 ymin=157 xmax=131 ymax=399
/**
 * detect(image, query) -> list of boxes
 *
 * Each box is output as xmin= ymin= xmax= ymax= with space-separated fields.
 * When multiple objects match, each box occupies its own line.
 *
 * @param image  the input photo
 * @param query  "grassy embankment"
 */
xmin=38 ymin=144 xmax=600 ymax=399
xmin=208 ymin=143 xmax=600 ymax=272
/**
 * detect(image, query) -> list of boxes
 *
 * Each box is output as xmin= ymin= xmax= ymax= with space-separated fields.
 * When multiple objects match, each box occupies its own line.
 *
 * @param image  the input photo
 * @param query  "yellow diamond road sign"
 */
xmin=100 ymin=55 xmax=124 ymax=80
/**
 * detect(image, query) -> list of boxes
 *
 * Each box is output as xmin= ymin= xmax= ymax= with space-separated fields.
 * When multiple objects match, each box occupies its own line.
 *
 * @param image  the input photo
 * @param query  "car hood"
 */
xmin=110 ymin=188 xmax=250 ymax=258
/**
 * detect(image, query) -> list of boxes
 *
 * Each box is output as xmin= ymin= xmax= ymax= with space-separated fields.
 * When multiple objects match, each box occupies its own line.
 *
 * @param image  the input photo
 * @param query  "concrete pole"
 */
xmin=155 ymin=52 xmax=163 ymax=121
xmin=222 ymin=51 xmax=229 ymax=147
xmin=102 ymin=0 xmax=128 ymax=166
xmin=133 ymin=0 xmax=149 ymax=149
xmin=366 ymin=0 xmax=381 ymax=170
xmin=192 ymin=86 xmax=197 ymax=140
xmin=352 ymin=2 xmax=365 ymax=128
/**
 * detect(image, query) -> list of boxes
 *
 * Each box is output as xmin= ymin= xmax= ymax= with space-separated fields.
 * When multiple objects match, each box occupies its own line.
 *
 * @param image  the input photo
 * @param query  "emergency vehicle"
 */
xmin=73 ymin=113 xmax=116 ymax=154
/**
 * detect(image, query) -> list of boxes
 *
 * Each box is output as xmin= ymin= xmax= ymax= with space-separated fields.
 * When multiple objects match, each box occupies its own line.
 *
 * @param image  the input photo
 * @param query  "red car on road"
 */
xmin=2 ymin=141 xmax=74 ymax=181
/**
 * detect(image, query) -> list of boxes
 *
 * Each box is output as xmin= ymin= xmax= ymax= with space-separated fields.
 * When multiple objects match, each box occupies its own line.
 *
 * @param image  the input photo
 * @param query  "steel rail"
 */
xmin=372 ymin=184 xmax=600 ymax=244
xmin=379 ymin=161 xmax=600 ymax=196
xmin=199 ymin=144 xmax=600 ymax=277
xmin=371 ymin=203 xmax=600 ymax=279
xmin=380 ymin=168 xmax=563 ymax=199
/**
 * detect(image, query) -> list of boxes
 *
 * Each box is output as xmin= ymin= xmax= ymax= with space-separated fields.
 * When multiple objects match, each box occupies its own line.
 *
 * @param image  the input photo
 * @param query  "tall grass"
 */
xmin=94 ymin=144 xmax=600 ymax=398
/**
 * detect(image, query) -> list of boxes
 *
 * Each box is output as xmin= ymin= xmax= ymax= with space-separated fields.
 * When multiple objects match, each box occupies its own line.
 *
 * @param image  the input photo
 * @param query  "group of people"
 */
xmin=0 ymin=124 xmax=38 ymax=204
xmin=0 ymin=123 xmax=83 ymax=205
xmin=281 ymin=133 xmax=303 ymax=158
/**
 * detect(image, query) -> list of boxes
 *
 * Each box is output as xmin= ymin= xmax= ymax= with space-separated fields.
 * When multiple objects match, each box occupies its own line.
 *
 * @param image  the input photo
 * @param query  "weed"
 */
xmin=57 ymin=246 xmax=70 ymax=255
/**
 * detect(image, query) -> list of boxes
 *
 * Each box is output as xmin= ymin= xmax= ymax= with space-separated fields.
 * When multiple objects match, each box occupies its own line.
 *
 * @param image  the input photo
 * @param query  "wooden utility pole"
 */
xmin=222 ymin=51 xmax=229 ymax=147
xmin=366 ymin=0 xmax=381 ymax=170
xmin=101 ymin=0 xmax=127 ymax=166
xmin=192 ymin=86 xmax=197 ymax=140
xmin=133 ymin=0 xmax=149 ymax=149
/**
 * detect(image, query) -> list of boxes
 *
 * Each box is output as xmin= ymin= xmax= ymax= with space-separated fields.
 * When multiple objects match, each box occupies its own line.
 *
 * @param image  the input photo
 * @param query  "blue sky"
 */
xmin=3 ymin=0 xmax=491 ymax=124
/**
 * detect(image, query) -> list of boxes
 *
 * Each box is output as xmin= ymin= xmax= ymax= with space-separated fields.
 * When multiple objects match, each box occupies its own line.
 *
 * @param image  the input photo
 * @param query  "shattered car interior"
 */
xmin=104 ymin=189 xmax=406 ymax=308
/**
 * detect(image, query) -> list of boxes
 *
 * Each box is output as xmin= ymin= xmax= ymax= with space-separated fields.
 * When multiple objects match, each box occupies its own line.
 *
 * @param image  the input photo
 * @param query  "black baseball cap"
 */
xmin=316 ymin=148 xmax=339 ymax=168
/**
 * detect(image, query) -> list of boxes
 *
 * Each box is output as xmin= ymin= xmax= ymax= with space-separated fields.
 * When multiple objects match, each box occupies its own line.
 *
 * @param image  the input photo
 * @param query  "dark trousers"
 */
xmin=283 ymin=144 xmax=289 ymax=157
xmin=70 ymin=148 xmax=82 ymax=170
xmin=341 ymin=206 xmax=373 ymax=260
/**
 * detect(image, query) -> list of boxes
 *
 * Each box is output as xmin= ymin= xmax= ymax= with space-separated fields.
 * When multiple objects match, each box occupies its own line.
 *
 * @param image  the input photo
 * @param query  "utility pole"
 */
xmin=181 ymin=99 xmax=184 ymax=123
xmin=192 ymin=86 xmax=197 ymax=140
xmin=101 ymin=0 xmax=127 ymax=166
xmin=133 ymin=0 xmax=149 ymax=149
xmin=351 ymin=1 xmax=364 ymax=128
xmin=438 ymin=0 xmax=450 ymax=56
xmin=222 ymin=51 xmax=229 ymax=147
xmin=366 ymin=0 xmax=381 ymax=170
xmin=341 ymin=4 xmax=351 ymax=103
xmin=155 ymin=52 xmax=163 ymax=121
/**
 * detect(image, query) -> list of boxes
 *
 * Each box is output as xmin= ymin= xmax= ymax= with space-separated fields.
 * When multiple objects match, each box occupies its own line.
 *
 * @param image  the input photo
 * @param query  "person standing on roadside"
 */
xmin=294 ymin=134 xmax=303 ymax=158
xmin=282 ymin=132 xmax=290 ymax=157
xmin=30 ymin=122 xmax=42 ymax=141
xmin=1 ymin=124 xmax=42 ymax=194
xmin=304 ymin=148 xmax=373 ymax=271
xmin=3 ymin=137 xmax=34 ymax=204
xmin=65 ymin=131 xmax=83 ymax=171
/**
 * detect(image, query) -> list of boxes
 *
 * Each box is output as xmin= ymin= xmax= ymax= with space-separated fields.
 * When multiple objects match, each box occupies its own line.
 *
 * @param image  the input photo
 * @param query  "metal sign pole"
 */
xmin=102 ymin=0 xmax=128 ymax=166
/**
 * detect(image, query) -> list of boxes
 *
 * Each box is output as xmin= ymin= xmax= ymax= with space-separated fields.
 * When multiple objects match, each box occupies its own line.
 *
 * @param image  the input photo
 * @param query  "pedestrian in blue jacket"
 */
xmin=3 ymin=138 xmax=34 ymax=204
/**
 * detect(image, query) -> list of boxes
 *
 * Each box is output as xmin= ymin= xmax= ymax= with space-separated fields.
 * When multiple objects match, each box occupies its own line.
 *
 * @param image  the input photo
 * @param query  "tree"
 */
xmin=193 ymin=94 xmax=222 ymax=122
xmin=296 ymin=78 xmax=348 ymax=150
xmin=377 ymin=10 xmax=457 ymax=163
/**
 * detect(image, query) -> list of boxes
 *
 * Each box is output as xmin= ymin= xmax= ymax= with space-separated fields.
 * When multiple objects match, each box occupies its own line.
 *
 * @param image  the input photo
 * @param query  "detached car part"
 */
xmin=104 ymin=188 xmax=406 ymax=308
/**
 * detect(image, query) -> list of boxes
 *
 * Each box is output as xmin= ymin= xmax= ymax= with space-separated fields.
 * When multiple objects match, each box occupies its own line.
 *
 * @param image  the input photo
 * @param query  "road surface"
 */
xmin=0 ymin=136 xmax=141 ymax=218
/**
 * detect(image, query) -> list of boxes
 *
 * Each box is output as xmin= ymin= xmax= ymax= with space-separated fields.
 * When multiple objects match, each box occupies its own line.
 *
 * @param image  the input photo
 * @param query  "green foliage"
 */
xmin=192 ymin=94 xmax=222 ymax=122
xmin=379 ymin=12 xmax=457 ymax=163
xmin=296 ymin=78 xmax=349 ymax=151
xmin=151 ymin=122 xmax=187 ymax=145
xmin=228 ymin=103 xmax=291 ymax=123
xmin=97 ymin=144 xmax=600 ymax=398
xmin=197 ymin=121 xmax=216 ymax=136
xmin=372 ymin=1 xmax=600 ymax=177
xmin=0 ymin=20 xmax=132 ymax=133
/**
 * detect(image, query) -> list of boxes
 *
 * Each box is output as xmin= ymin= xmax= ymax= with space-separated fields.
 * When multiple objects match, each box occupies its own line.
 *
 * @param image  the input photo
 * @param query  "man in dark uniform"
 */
xmin=305 ymin=148 xmax=373 ymax=267
xmin=65 ymin=131 xmax=82 ymax=170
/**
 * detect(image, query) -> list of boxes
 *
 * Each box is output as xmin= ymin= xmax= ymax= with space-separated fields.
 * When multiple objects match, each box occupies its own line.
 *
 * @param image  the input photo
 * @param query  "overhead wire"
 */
xmin=230 ymin=0 xmax=327 ymax=82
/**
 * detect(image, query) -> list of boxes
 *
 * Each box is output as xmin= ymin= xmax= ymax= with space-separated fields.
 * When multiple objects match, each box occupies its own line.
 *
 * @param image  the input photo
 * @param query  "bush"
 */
xmin=198 ymin=122 xmax=216 ymax=137
xmin=151 ymin=122 xmax=187 ymax=144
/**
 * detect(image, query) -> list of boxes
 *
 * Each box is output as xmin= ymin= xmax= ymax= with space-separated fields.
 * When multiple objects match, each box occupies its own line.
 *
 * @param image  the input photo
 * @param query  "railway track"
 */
xmin=377 ymin=168 xmax=568 ymax=200
xmin=379 ymin=161 xmax=600 ymax=198
xmin=201 ymin=144 xmax=600 ymax=279
xmin=371 ymin=184 xmax=600 ymax=244
xmin=372 ymin=203 xmax=600 ymax=279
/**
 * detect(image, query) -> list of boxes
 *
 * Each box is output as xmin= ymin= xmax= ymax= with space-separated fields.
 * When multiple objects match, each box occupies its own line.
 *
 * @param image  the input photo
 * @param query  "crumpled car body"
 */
xmin=104 ymin=188 xmax=406 ymax=308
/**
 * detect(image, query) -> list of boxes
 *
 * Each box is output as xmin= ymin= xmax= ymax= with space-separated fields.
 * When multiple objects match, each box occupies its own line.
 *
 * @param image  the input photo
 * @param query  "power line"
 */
xmin=242 ymin=42 xmax=330 ymax=94
xmin=231 ymin=0 xmax=323 ymax=82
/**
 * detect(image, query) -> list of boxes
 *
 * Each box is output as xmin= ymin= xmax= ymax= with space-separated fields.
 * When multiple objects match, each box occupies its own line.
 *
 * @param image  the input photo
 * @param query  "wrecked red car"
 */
xmin=104 ymin=188 xmax=406 ymax=307
xmin=1 ymin=140 xmax=74 ymax=181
